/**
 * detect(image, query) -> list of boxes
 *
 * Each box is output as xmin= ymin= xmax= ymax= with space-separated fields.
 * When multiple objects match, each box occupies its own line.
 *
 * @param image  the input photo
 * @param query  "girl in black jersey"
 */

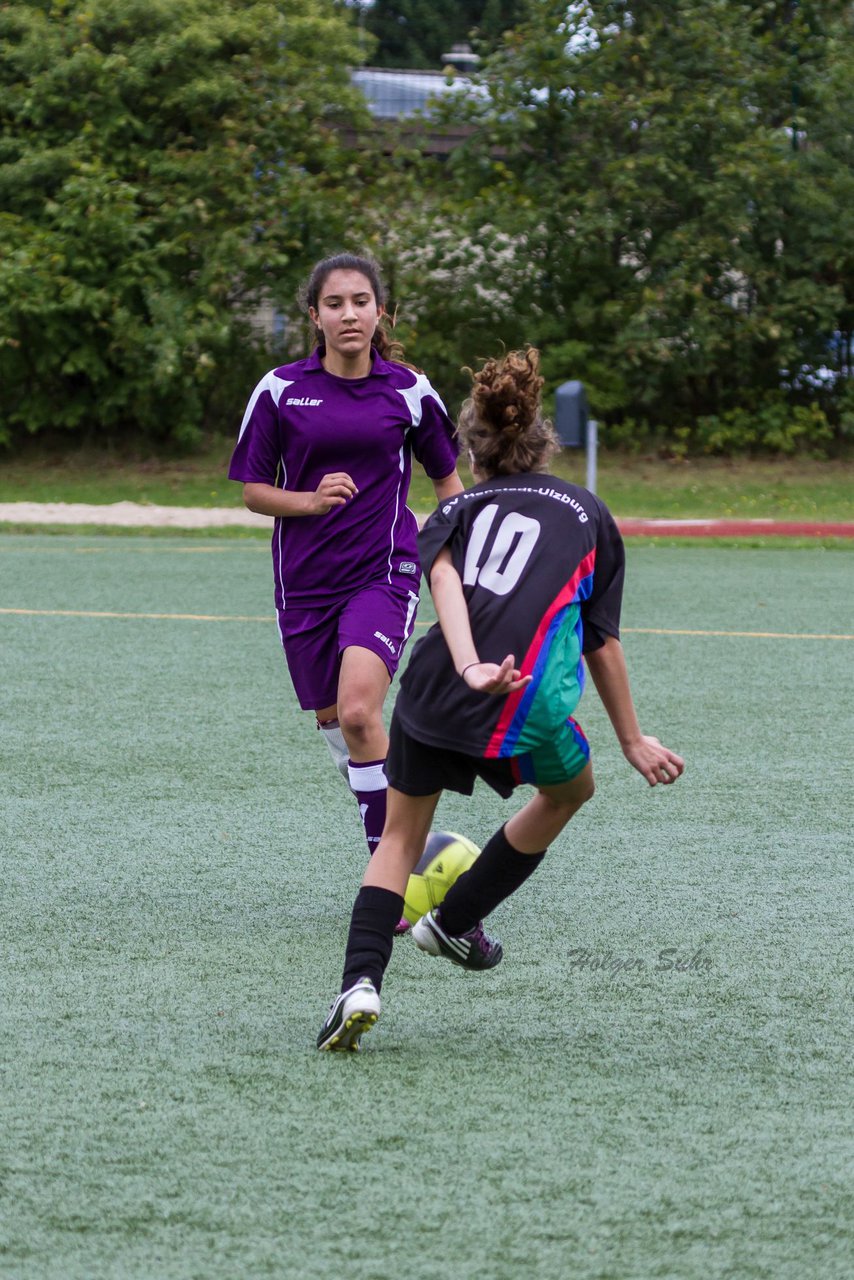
xmin=318 ymin=349 xmax=684 ymax=1052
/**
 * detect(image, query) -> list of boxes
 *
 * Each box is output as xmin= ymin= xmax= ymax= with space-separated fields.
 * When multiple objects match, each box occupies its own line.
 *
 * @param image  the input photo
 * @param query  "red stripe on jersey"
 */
xmin=485 ymin=548 xmax=596 ymax=758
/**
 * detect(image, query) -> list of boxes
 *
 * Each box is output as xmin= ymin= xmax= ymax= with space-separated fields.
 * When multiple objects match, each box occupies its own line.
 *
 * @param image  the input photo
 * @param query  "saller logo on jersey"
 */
xmin=398 ymin=561 xmax=417 ymax=575
xmin=374 ymin=631 xmax=396 ymax=654
xmin=285 ymin=397 xmax=323 ymax=407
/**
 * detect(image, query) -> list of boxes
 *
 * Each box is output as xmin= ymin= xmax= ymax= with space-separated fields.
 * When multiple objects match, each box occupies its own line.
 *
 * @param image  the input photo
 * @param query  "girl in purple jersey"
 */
xmin=317 ymin=348 xmax=684 ymax=1051
xmin=229 ymin=254 xmax=462 ymax=918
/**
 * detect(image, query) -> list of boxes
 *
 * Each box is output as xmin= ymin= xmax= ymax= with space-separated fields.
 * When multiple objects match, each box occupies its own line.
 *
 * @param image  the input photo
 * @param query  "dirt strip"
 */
xmin=0 ymin=502 xmax=852 ymax=537
xmin=0 ymin=502 xmax=271 ymax=529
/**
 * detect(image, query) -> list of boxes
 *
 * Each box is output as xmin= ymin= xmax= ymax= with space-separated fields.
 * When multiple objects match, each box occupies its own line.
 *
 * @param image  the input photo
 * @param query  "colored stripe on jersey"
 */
xmin=508 ymin=715 xmax=591 ymax=786
xmin=485 ymin=549 xmax=596 ymax=758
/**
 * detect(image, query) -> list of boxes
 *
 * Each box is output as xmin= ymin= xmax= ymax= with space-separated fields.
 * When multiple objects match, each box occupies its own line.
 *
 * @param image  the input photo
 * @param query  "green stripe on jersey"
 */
xmin=512 ymin=605 xmax=584 ymax=753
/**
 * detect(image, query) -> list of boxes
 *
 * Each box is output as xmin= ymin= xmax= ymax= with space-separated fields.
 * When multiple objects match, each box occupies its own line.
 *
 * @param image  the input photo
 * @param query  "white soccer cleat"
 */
xmin=316 ymin=977 xmax=381 ymax=1052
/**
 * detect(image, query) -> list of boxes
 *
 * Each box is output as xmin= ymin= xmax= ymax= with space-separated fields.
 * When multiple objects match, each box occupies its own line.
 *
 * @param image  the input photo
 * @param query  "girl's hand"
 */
xmin=309 ymin=472 xmax=358 ymax=514
xmin=461 ymin=656 xmax=532 ymax=696
xmin=623 ymin=735 xmax=685 ymax=786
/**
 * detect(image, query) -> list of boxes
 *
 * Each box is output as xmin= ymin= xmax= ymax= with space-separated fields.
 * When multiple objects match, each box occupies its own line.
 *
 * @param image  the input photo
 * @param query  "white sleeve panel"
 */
xmin=236 ymin=373 xmax=294 ymax=441
xmin=395 ymin=373 xmax=448 ymax=428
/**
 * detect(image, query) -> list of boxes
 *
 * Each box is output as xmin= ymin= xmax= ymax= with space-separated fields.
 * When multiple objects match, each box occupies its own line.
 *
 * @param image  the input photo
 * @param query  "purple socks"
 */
xmin=347 ymin=758 xmax=388 ymax=855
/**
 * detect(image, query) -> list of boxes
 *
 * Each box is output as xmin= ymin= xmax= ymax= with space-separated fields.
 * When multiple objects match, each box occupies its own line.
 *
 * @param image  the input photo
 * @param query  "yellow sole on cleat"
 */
xmin=322 ymin=1010 xmax=378 ymax=1053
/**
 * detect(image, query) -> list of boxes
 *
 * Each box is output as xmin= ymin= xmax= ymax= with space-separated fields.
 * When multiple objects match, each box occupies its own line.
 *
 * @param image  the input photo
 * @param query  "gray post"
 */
xmin=586 ymin=418 xmax=598 ymax=494
xmin=555 ymin=380 xmax=597 ymax=493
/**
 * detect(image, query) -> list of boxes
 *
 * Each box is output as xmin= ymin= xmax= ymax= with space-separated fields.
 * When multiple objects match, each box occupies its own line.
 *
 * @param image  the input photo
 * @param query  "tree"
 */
xmin=386 ymin=0 xmax=853 ymax=450
xmin=780 ymin=2 xmax=854 ymax=411
xmin=0 ymin=0 xmax=368 ymax=446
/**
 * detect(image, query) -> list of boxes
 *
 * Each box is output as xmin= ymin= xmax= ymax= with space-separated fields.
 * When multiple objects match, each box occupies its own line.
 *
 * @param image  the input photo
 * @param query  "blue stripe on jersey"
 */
xmin=513 ymin=753 xmax=537 ymax=784
xmin=497 ymin=606 xmax=569 ymax=756
xmin=497 ymin=570 xmax=594 ymax=758
xmin=567 ymin=715 xmax=592 ymax=759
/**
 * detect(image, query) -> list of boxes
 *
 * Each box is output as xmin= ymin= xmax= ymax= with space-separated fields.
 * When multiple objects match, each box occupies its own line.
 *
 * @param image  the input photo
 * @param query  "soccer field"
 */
xmin=2 ymin=535 xmax=852 ymax=1279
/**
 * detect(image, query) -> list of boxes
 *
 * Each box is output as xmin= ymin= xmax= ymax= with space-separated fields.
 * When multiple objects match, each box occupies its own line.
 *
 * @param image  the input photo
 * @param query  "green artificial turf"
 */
xmin=1 ymin=536 xmax=852 ymax=1278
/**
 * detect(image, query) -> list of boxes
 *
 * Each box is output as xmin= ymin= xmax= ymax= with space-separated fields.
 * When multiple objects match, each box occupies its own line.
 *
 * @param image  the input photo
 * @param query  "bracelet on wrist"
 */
xmin=460 ymin=662 xmax=482 ymax=678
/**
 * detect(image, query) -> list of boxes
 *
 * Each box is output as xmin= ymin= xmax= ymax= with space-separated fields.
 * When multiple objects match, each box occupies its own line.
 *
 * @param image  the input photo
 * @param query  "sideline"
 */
xmin=1 ymin=607 xmax=850 ymax=640
xmin=0 ymin=502 xmax=853 ymax=537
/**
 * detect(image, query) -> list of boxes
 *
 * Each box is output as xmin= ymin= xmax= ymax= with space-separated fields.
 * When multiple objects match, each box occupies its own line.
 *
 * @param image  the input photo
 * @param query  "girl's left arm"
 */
xmin=428 ymin=548 xmax=530 ymax=695
xmin=585 ymin=635 xmax=684 ymax=786
xmin=431 ymin=471 xmax=464 ymax=502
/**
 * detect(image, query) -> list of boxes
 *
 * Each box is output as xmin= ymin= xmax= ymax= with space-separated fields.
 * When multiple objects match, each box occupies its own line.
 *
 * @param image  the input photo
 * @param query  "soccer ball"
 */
xmin=402 ymin=831 xmax=480 ymax=926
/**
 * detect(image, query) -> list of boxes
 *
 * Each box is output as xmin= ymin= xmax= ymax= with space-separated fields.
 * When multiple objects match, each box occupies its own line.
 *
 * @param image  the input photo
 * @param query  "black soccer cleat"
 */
xmin=411 ymin=909 xmax=503 ymax=970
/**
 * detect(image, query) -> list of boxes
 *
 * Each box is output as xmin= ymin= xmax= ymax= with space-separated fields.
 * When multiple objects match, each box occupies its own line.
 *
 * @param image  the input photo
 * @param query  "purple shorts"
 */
xmin=277 ymin=583 xmax=420 ymax=711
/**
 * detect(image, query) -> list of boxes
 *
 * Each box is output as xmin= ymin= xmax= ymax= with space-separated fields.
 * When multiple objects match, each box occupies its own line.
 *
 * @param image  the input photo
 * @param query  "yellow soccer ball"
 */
xmin=403 ymin=832 xmax=480 ymax=926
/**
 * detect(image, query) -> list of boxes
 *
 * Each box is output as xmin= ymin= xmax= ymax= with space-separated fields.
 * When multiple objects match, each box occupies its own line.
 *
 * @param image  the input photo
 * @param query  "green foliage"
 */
xmin=0 ymin=0 xmax=367 ymax=446
xmin=691 ymin=399 xmax=834 ymax=456
xmin=380 ymin=0 xmax=854 ymax=452
xmin=2 ymin=0 xmax=852 ymax=455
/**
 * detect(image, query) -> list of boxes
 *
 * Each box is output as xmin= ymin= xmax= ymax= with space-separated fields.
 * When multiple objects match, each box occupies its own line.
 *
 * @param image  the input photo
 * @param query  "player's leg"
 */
xmin=336 ymin=642 xmax=391 ymax=764
xmin=276 ymin=603 xmax=350 ymax=778
xmin=315 ymin=652 xmax=389 ymax=834
xmin=335 ymin=586 xmax=418 ymax=907
xmin=335 ymin=583 xmax=418 ymax=770
xmin=318 ymin=716 xmax=462 ymax=1050
xmin=320 ymin=644 xmax=391 ymax=848
xmin=316 ymin=786 xmax=440 ymax=1052
xmin=413 ymin=719 xmax=594 ymax=965
xmin=315 ymin=709 xmax=349 ymax=779
xmin=412 ymin=768 xmax=593 ymax=968
xmin=504 ymin=764 xmax=595 ymax=852
xmin=278 ymin=601 xmax=408 ymax=927
xmin=337 ymin=644 xmax=393 ymax=861
xmin=343 ymin=786 xmax=440 ymax=985
xmin=317 ymin=647 xmax=412 ymax=931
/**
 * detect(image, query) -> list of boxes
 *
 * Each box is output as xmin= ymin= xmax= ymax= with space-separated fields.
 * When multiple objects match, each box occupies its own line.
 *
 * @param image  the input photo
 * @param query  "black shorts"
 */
xmin=386 ymin=714 xmax=519 ymax=799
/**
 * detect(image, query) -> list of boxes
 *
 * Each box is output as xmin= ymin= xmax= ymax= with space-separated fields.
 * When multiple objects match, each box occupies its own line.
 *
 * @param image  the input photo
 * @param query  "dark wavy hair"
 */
xmin=298 ymin=253 xmax=412 ymax=365
xmin=457 ymin=348 xmax=559 ymax=477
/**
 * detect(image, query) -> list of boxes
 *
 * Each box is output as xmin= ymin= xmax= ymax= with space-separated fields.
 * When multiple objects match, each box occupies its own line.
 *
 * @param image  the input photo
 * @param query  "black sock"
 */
xmin=438 ymin=825 xmax=545 ymax=936
xmin=341 ymin=885 xmax=404 ymax=994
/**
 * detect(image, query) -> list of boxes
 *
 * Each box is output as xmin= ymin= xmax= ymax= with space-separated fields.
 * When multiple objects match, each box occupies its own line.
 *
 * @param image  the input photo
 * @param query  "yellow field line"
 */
xmin=623 ymin=626 xmax=853 ymax=640
xmin=0 ymin=607 xmax=270 ymax=622
xmin=0 ymin=607 xmax=851 ymax=640
xmin=0 ymin=545 xmax=264 ymax=555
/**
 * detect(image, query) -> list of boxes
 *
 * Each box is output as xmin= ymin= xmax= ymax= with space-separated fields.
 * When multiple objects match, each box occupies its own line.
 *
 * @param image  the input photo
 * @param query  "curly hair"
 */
xmin=457 ymin=348 xmax=559 ymax=477
xmin=298 ymin=252 xmax=413 ymax=367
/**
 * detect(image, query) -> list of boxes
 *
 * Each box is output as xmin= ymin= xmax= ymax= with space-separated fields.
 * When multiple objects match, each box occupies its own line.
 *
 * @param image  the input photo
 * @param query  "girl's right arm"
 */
xmin=428 ymin=548 xmax=531 ymax=695
xmin=242 ymin=474 xmax=357 ymax=517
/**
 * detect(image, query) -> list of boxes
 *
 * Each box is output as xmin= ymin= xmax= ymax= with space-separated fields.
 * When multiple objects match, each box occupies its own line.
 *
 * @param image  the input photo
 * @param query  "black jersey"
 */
xmin=395 ymin=473 xmax=625 ymax=759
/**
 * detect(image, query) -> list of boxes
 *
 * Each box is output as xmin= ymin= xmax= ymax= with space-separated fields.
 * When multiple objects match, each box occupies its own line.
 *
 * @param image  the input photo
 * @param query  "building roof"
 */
xmin=350 ymin=67 xmax=477 ymax=120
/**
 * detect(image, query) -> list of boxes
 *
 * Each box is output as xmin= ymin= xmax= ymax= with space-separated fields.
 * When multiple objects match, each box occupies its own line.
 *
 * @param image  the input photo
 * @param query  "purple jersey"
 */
xmin=228 ymin=348 xmax=458 ymax=608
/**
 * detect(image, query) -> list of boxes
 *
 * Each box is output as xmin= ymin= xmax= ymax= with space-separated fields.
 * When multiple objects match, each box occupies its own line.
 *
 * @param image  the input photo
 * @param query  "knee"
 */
xmin=545 ymin=772 xmax=595 ymax=821
xmin=566 ymin=765 xmax=595 ymax=812
xmin=576 ymin=771 xmax=595 ymax=806
xmin=337 ymin=697 xmax=378 ymax=746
